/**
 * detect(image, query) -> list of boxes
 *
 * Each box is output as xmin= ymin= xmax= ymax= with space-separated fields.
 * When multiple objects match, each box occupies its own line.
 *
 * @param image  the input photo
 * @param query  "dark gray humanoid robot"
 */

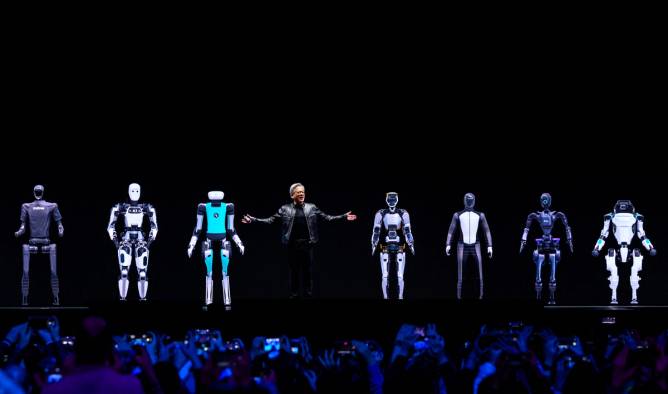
xmin=446 ymin=193 xmax=493 ymax=300
xmin=520 ymin=193 xmax=573 ymax=305
xmin=14 ymin=185 xmax=64 ymax=306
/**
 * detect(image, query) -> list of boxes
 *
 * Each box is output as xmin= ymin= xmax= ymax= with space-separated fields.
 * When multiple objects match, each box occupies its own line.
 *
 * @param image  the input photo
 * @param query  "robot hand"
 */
xmin=108 ymin=228 xmax=117 ymax=242
xmin=487 ymin=247 xmax=493 ymax=258
xmin=148 ymin=229 xmax=157 ymax=242
xmin=519 ymin=240 xmax=527 ymax=253
xmin=592 ymin=249 xmax=600 ymax=257
xmin=445 ymin=245 xmax=451 ymax=256
xmin=568 ymin=239 xmax=574 ymax=253
xmin=14 ymin=225 xmax=25 ymax=238
xmin=187 ymin=244 xmax=195 ymax=258
xmin=58 ymin=224 xmax=64 ymax=237
xmin=371 ymin=244 xmax=377 ymax=256
xmin=238 ymin=244 xmax=245 ymax=256
xmin=650 ymin=248 xmax=657 ymax=257
xmin=410 ymin=245 xmax=415 ymax=256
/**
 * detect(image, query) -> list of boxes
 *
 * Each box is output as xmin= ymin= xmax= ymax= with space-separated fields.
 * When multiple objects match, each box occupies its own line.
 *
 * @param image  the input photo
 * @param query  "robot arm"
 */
xmin=556 ymin=211 xmax=574 ymax=252
xmin=107 ymin=204 xmax=120 ymax=246
xmin=520 ymin=213 xmax=537 ymax=253
xmin=53 ymin=203 xmax=64 ymax=237
xmin=226 ymin=203 xmax=245 ymax=255
xmin=14 ymin=204 xmax=28 ymax=237
xmin=401 ymin=210 xmax=415 ymax=255
xmin=445 ymin=213 xmax=458 ymax=256
xmin=147 ymin=204 xmax=158 ymax=243
xmin=187 ymin=204 xmax=205 ymax=258
xmin=480 ymin=213 xmax=493 ymax=258
xmin=636 ymin=215 xmax=657 ymax=256
xmin=592 ymin=214 xmax=611 ymax=257
xmin=371 ymin=211 xmax=382 ymax=255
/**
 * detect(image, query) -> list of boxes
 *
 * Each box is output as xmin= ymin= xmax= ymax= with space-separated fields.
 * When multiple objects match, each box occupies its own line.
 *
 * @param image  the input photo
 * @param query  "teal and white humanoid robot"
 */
xmin=187 ymin=191 xmax=245 ymax=306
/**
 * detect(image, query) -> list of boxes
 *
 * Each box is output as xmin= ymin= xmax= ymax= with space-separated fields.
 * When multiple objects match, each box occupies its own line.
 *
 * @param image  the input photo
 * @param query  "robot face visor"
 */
xmin=614 ymin=200 xmax=635 ymax=214
xmin=464 ymin=193 xmax=475 ymax=209
xmin=128 ymin=183 xmax=141 ymax=202
xmin=540 ymin=193 xmax=552 ymax=209
xmin=33 ymin=185 xmax=44 ymax=199
xmin=386 ymin=192 xmax=398 ymax=208
xmin=208 ymin=191 xmax=225 ymax=201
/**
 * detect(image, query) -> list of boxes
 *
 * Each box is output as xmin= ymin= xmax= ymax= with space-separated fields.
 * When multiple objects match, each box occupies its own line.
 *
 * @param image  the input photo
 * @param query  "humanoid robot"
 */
xmin=592 ymin=200 xmax=657 ymax=304
xmin=520 ymin=193 xmax=573 ymax=304
xmin=187 ymin=191 xmax=245 ymax=306
xmin=371 ymin=192 xmax=415 ymax=299
xmin=14 ymin=185 xmax=64 ymax=306
xmin=446 ymin=193 xmax=493 ymax=300
xmin=107 ymin=183 xmax=158 ymax=301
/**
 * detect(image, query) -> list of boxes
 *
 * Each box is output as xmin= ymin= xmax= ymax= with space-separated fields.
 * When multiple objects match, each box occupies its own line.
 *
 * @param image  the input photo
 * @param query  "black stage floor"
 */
xmin=3 ymin=300 xmax=668 ymax=352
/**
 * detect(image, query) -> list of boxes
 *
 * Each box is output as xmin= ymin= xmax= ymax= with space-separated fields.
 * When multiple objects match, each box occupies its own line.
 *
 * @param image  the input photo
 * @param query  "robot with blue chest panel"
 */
xmin=187 ymin=191 xmax=245 ymax=306
xmin=520 ymin=193 xmax=573 ymax=304
xmin=592 ymin=200 xmax=657 ymax=305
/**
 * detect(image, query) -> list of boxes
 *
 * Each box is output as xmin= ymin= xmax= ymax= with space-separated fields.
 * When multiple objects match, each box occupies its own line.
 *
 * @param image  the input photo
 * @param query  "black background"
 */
xmin=1 ymin=23 xmax=665 ymax=308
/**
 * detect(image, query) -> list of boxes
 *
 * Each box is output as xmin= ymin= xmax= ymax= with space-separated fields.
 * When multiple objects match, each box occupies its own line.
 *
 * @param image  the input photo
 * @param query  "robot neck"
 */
xmin=211 ymin=201 xmax=222 ymax=207
xmin=129 ymin=201 xmax=139 ymax=206
xmin=388 ymin=206 xmax=396 ymax=213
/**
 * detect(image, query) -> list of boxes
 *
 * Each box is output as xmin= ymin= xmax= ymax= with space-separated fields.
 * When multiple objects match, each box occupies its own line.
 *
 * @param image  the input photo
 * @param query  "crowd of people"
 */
xmin=2 ymin=315 xmax=668 ymax=393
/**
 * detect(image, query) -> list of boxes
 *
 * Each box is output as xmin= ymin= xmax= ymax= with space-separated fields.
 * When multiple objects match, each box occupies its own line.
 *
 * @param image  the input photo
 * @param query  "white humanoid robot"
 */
xmin=592 ymin=200 xmax=657 ymax=305
xmin=107 ymin=183 xmax=158 ymax=301
xmin=187 ymin=191 xmax=245 ymax=306
xmin=371 ymin=192 xmax=415 ymax=299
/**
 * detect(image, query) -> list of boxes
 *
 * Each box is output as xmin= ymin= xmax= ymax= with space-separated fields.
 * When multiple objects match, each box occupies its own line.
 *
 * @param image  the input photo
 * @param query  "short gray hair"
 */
xmin=289 ymin=183 xmax=305 ymax=196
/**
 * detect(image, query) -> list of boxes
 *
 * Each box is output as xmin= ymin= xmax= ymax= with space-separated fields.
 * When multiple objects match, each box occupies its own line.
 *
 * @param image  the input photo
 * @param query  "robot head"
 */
xmin=540 ymin=193 xmax=552 ymax=209
xmin=386 ymin=192 xmax=399 ymax=211
xmin=128 ymin=183 xmax=141 ymax=202
xmin=208 ymin=191 xmax=225 ymax=201
xmin=614 ymin=200 xmax=635 ymax=214
xmin=33 ymin=185 xmax=44 ymax=200
xmin=464 ymin=193 xmax=476 ymax=210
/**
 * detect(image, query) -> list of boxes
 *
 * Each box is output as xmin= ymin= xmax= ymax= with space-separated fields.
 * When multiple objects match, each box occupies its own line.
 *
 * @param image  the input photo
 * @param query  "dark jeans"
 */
xmin=287 ymin=239 xmax=314 ymax=298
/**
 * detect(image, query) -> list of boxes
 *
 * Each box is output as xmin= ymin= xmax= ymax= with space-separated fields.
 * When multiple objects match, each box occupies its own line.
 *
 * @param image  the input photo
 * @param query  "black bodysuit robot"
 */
xmin=446 ymin=193 xmax=493 ymax=299
xmin=14 ymin=185 xmax=64 ymax=306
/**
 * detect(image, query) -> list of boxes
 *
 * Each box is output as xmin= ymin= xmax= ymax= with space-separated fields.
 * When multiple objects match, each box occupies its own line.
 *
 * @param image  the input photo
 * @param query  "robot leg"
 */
xmin=548 ymin=252 xmax=558 ymax=305
xmin=203 ymin=240 xmax=214 ymax=305
xmin=221 ymin=241 xmax=232 ymax=306
xmin=135 ymin=241 xmax=150 ymax=301
xmin=380 ymin=252 xmax=389 ymax=299
xmin=21 ymin=244 xmax=33 ymax=306
xmin=45 ymin=244 xmax=60 ymax=305
xmin=456 ymin=243 xmax=464 ymax=300
xmin=533 ymin=250 xmax=544 ymax=300
xmin=605 ymin=249 xmax=619 ymax=304
xmin=117 ymin=242 xmax=132 ymax=300
xmin=630 ymin=249 xmax=643 ymax=305
xmin=397 ymin=252 xmax=406 ymax=300
xmin=474 ymin=243 xmax=484 ymax=300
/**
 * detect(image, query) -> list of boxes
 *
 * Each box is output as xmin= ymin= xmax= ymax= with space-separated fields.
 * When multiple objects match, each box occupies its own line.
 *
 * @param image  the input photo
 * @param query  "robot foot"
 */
xmin=610 ymin=298 xmax=618 ymax=305
xmin=21 ymin=296 xmax=28 ymax=306
xmin=631 ymin=298 xmax=639 ymax=305
xmin=52 ymin=296 xmax=60 ymax=306
xmin=119 ymin=297 xmax=127 ymax=301
xmin=547 ymin=299 xmax=556 ymax=305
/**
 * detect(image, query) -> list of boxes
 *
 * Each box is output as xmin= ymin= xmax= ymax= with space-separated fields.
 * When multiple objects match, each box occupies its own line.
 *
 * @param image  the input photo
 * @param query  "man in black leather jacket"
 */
xmin=242 ymin=183 xmax=357 ymax=298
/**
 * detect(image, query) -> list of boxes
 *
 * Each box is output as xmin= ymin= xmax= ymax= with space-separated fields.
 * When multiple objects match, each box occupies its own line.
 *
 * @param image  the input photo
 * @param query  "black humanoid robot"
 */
xmin=520 ymin=193 xmax=573 ymax=305
xmin=14 ymin=185 xmax=64 ymax=306
xmin=446 ymin=193 xmax=493 ymax=300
